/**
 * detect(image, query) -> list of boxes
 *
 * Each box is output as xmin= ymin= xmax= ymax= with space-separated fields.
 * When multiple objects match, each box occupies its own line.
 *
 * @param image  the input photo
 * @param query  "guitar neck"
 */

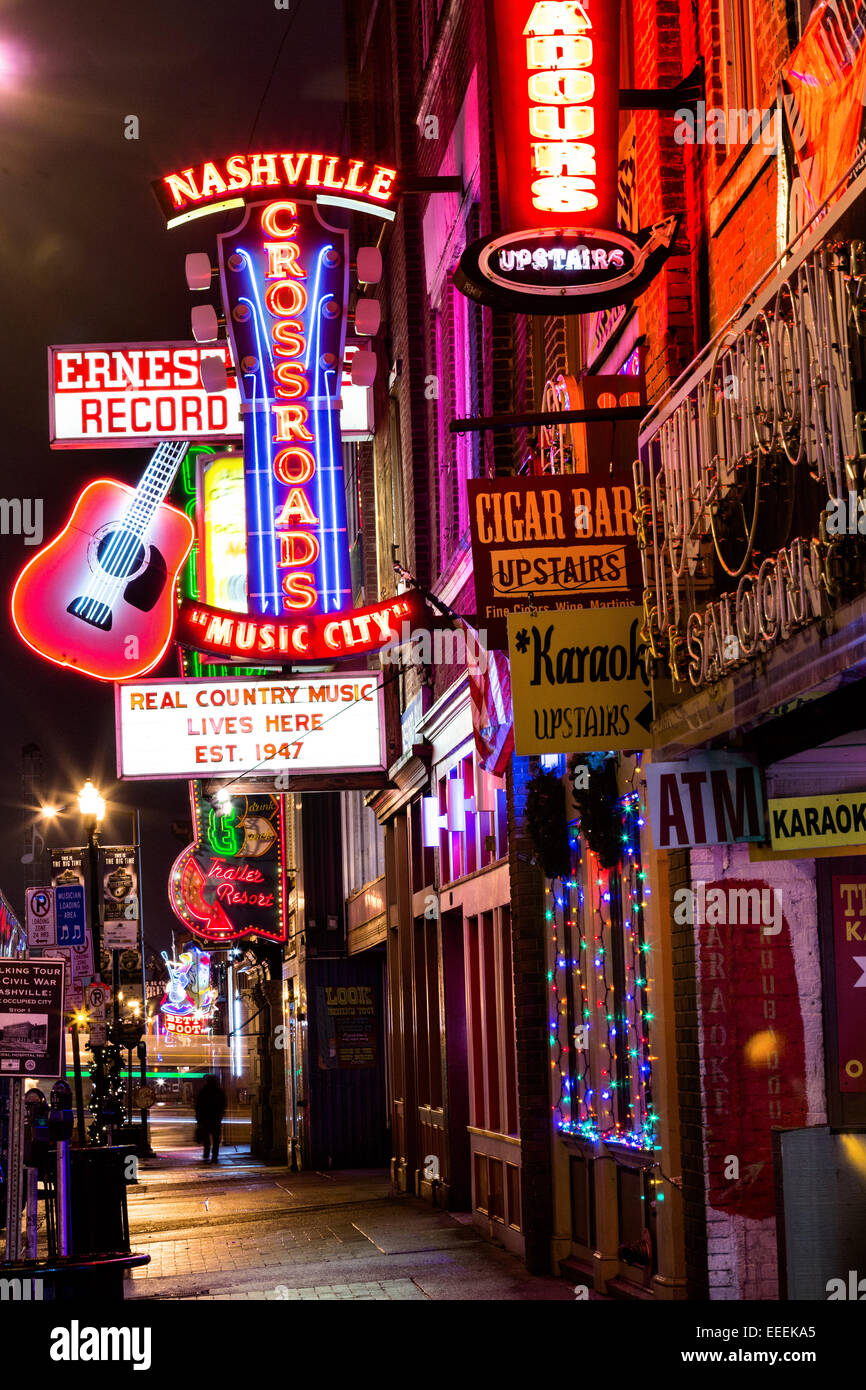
xmin=123 ymin=441 xmax=190 ymax=535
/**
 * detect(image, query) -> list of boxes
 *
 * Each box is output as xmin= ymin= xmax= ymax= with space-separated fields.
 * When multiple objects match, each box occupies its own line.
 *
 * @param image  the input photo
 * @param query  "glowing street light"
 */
xmin=77 ymin=780 xmax=105 ymax=822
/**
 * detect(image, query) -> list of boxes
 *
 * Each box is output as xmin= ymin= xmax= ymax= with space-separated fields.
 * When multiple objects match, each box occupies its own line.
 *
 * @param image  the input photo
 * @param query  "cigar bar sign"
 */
xmin=49 ymin=343 xmax=240 ymax=448
xmin=468 ymin=474 xmax=642 ymax=647
xmin=115 ymin=675 xmax=385 ymax=780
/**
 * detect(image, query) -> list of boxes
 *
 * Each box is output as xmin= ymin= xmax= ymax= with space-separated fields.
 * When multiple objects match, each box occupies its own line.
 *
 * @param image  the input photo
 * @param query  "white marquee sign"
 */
xmin=115 ymin=674 xmax=385 ymax=779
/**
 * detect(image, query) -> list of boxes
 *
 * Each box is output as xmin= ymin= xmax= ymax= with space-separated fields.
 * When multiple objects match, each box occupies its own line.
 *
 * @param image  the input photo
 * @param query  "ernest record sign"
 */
xmin=645 ymin=753 xmax=766 ymax=850
xmin=507 ymin=605 xmax=652 ymax=753
xmin=115 ymin=674 xmax=386 ymax=780
xmin=469 ymin=474 xmax=642 ymax=647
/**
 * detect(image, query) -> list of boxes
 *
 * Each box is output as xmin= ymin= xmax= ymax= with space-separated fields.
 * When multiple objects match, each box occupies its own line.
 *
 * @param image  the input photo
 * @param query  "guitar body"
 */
xmin=12 ymin=478 xmax=194 ymax=681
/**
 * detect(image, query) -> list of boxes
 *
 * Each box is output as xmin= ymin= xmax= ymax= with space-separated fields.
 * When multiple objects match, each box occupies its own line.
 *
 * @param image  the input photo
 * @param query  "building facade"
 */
xmin=273 ymin=0 xmax=866 ymax=1301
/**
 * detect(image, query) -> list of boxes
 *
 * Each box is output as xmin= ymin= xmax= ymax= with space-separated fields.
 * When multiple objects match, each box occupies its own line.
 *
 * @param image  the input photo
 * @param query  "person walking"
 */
xmin=195 ymin=1074 xmax=227 ymax=1164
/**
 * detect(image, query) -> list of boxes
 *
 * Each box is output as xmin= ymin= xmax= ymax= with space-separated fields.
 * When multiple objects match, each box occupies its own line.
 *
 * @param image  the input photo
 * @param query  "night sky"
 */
xmin=0 ymin=0 xmax=346 ymax=949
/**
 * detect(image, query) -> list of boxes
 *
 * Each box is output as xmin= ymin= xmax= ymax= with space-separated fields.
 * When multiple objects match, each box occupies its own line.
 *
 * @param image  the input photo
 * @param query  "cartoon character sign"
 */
xmin=160 ymin=950 xmax=195 ymax=1017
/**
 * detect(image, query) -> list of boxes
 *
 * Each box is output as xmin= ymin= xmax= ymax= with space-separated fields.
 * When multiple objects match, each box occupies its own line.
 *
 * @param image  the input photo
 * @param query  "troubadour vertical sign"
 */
xmin=457 ymin=2 xmax=678 ymax=312
xmin=490 ymin=0 xmax=621 ymax=231
xmin=217 ymin=199 xmax=352 ymax=618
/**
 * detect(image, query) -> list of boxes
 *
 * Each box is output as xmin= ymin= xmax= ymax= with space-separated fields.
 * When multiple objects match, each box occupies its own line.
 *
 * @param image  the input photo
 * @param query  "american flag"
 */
xmin=462 ymin=620 xmax=514 ymax=776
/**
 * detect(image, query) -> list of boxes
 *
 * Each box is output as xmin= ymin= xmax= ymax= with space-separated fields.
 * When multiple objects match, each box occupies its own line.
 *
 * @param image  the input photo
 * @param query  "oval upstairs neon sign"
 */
xmin=456 ymin=217 xmax=680 ymax=314
xmin=480 ymin=228 xmax=634 ymax=293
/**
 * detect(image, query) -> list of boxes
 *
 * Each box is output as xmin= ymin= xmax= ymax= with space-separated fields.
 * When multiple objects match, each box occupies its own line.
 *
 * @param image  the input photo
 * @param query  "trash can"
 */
xmin=68 ymin=1145 xmax=135 ymax=1255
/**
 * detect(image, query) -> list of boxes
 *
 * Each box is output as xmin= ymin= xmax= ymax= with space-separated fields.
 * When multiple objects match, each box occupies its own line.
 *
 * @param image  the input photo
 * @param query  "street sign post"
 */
xmin=85 ymin=981 xmax=108 ymax=1047
xmin=25 ymin=887 xmax=56 ymax=947
xmin=55 ymin=884 xmax=86 ymax=946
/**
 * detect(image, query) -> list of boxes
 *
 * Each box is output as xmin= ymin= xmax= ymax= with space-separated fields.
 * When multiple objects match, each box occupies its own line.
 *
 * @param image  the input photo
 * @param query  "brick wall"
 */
xmin=508 ymin=754 xmax=553 ymax=1273
xmin=690 ymin=844 xmax=827 ymax=1299
xmin=668 ymin=845 xmax=709 ymax=1298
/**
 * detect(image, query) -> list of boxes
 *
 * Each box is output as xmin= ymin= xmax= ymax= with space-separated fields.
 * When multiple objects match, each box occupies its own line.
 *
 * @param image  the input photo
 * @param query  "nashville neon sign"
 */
xmin=154 ymin=153 xmax=398 ymax=227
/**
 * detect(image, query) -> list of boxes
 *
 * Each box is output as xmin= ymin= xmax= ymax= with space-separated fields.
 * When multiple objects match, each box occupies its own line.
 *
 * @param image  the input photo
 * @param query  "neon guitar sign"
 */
xmin=11 ymin=440 xmax=194 ymax=681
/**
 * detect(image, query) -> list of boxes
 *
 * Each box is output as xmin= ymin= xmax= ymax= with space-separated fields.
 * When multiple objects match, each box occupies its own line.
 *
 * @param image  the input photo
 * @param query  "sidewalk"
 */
xmin=126 ymin=1146 xmax=577 ymax=1301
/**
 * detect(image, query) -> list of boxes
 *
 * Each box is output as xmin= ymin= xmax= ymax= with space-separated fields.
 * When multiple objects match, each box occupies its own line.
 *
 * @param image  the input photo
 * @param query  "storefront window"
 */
xmin=548 ymin=785 xmax=656 ymax=1150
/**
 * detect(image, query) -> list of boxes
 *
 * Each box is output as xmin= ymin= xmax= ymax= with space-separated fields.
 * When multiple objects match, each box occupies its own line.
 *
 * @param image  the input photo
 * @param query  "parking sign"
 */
xmin=25 ymin=888 xmax=56 ymax=947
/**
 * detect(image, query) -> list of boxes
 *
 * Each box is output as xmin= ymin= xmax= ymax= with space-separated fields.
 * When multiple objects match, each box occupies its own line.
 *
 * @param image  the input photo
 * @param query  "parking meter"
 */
xmin=23 ymin=1088 xmax=49 ymax=1167
xmin=49 ymin=1080 xmax=75 ymax=1141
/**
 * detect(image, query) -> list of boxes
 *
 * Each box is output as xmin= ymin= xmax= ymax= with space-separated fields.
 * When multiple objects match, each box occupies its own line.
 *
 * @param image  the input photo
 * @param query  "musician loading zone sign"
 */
xmin=115 ymin=673 xmax=386 ymax=780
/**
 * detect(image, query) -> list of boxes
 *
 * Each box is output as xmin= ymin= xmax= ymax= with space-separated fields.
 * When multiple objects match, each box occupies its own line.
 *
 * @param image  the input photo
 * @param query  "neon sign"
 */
xmin=216 ymin=200 xmax=351 ymax=618
xmin=160 ymin=950 xmax=195 ymax=1017
xmin=11 ymin=442 xmax=194 ymax=682
xmin=169 ymin=790 xmax=288 ymax=945
xmin=177 ymin=592 xmax=426 ymax=663
xmin=456 ymin=2 xmax=679 ymax=313
xmin=160 ymin=945 xmax=216 ymax=1033
xmin=493 ymin=0 xmax=621 ymax=231
xmin=154 ymin=153 xmax=398 ymax=228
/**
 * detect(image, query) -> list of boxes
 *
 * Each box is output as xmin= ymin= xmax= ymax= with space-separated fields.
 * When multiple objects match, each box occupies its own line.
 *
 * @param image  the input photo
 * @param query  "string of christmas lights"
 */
xmin=547 ymin=765 xmax=657 ymax=1151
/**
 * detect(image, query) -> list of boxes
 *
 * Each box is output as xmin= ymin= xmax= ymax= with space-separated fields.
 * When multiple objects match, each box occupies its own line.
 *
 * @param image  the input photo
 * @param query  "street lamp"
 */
xmin=39 ymin=786 xmax=151 ymax=1149
xmin=77 ymin=780 xmax=106 ymax=822
xmin=77 ymin=780 xmax=116 ymax=1141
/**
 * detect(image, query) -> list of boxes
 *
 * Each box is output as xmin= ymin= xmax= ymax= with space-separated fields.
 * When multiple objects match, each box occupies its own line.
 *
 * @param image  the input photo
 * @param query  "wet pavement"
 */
xmin=125 ymin=1142 xmax=575 ymax=1302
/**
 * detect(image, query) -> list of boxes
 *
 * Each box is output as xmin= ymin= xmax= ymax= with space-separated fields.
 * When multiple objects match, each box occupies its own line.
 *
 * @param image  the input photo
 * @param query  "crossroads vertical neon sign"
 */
xmin=218 ymin=201 xmax=351 ymax=616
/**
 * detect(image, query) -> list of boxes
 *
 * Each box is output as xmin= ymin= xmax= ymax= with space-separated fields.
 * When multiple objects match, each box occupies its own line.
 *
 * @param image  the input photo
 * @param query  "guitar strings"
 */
xmin=76 ymin=441 xmax=181 ymax=620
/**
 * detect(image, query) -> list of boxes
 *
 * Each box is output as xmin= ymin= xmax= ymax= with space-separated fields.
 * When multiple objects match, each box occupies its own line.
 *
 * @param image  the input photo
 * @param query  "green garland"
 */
xmin=525 ymin=769 xmax=572 ymax=879
xmin=569 ymin=755 xmax=623 ymax=868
